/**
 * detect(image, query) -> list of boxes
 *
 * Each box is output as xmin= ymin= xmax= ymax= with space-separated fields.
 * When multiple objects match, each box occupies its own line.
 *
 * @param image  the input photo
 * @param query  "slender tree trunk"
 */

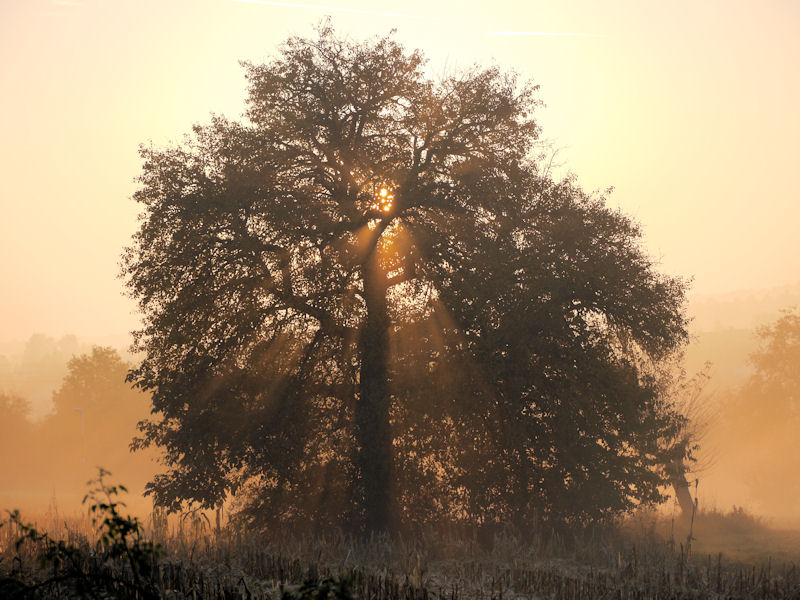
xmin=355 ymin=254 xmax=394 ymax=533
xmin=670 ymin=459 xmax=695 ymax=518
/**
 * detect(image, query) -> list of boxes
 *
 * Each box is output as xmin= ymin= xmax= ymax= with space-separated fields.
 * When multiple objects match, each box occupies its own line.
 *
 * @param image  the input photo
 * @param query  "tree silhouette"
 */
xmin=0 ymin=348 xmax=155 ymax=508
xmin=123 ymin=25 xmax=689 ymax=532
xmin=41 ymin=348 xmax=154 ymax=487
xmin=721 ymin=309 xmax=800 ymax=516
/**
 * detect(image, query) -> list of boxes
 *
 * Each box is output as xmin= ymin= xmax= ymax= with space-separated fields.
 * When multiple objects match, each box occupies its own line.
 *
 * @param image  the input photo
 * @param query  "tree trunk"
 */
xmin=670 ymin=459 xmax=695 ymax=518
xmin=355 ymin=255 xmax=394 ymax=533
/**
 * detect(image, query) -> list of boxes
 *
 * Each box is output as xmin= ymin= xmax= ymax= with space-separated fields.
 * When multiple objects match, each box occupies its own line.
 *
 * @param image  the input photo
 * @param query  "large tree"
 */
xmin=123 ymin=25 xmax=689 ymax=533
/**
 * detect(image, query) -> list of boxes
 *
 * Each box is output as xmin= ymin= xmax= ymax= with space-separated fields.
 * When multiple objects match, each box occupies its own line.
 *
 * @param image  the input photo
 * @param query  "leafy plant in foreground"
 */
xmin=0 ymin=468 xmax=164 ymax=599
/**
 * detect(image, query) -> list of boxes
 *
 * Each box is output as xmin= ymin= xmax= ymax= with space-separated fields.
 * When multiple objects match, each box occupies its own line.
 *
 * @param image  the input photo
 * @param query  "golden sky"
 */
xmin=1 ymin=0 xmax=798 ymax=342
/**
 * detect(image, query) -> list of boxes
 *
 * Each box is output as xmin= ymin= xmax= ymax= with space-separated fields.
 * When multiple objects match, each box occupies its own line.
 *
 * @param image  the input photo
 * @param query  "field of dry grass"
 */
xmin=3 ymin=493 xmax=800 ymax=599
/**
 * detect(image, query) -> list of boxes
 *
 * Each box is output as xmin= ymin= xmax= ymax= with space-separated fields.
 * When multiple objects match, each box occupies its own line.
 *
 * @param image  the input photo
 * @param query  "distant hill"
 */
xmin=683 ymin=281 xmax=800 ymax=391
xmin=689 ymin=282 xmax=800 ymax=331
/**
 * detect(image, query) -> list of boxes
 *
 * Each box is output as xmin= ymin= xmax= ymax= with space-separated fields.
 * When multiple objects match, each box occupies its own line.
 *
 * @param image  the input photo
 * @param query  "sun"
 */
xmin=372 ymin=184 xmax=395 ymax=213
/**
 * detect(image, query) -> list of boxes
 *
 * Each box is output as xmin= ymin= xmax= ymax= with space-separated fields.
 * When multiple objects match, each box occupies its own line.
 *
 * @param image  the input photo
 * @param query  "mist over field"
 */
xmin=3 ymin=288 xmax=798 ymax=526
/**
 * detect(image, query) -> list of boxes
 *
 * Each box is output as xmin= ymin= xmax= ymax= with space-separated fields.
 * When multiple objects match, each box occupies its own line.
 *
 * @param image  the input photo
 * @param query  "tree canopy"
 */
xmin=123 ymin=24 xmax=690 ymax=533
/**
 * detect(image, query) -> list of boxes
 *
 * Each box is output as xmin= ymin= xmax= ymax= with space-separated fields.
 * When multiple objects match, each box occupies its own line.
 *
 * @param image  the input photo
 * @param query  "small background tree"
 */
xmin=0 ymin=347 xmax=156 ymax=515
xmin=713 ymin=309 xmax=800 ymax=521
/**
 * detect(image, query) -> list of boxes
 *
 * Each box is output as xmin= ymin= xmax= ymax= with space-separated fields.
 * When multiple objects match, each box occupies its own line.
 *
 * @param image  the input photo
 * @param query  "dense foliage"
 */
xmin=123 ymin=24 xmax=689 ymax=532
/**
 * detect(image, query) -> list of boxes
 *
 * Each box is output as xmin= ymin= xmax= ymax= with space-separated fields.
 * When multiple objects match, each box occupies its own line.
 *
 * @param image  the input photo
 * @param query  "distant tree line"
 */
xmin=0 ymin=347 xmax=155 ymax=507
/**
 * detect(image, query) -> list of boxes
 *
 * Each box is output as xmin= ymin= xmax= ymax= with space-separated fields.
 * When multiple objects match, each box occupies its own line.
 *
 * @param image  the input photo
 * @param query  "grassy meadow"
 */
xmin=3 ymin=482 xmax=800 ymax=599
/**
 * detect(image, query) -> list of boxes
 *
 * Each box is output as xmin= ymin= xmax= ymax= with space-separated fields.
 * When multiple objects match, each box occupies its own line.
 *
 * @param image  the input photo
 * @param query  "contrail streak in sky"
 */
xmin=487 ymin=31 xmax=600 ymax=37
xmin=232 ymin=0 xmax=599 ymax=37
xmin=232 ymin=0 xmax=433 ymax=20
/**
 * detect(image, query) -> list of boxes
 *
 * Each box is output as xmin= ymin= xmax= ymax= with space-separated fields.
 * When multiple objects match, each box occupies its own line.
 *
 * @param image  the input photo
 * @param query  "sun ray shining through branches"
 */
xmin=123 ymin=25 xmax=689 ymax=533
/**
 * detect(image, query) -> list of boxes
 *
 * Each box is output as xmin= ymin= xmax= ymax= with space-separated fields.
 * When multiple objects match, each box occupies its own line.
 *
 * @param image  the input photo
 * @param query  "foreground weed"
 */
xmin=282 ymin=576 xmax=354 ymax=600
xmin=0 ymin=468 xmax=164 ymax=599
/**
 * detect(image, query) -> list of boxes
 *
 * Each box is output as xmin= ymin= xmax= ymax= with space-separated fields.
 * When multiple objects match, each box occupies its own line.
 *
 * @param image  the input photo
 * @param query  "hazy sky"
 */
xmin=1 ymin=0 xmax=798 ymax=343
